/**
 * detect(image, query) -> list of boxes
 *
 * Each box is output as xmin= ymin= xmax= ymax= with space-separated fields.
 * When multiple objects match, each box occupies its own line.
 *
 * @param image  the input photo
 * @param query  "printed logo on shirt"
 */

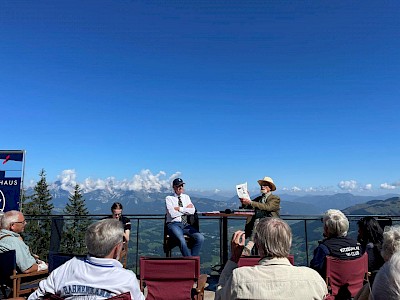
xmin=62 ymin=285 xmax=112 ymax=299
xmin=339 ymin=245 xmax=360 ymax=257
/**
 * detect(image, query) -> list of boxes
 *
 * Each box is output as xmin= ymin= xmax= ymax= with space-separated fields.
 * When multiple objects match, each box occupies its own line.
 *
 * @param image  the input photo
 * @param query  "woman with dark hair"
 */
xmin=357 ymin=216 xmax=384 ymax=281
xmin=110 ymin=202 xmax=131 ymax=243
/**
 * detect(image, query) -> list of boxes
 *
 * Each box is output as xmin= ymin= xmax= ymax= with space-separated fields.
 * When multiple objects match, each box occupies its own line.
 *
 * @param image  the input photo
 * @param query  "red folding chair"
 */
xmin=238 ymin=254 xmax=295 ymax=267
xmin=325 ymin=252 xmax=369 ymax=298
xmin=139 ymin=256 xmax=207 ymax=300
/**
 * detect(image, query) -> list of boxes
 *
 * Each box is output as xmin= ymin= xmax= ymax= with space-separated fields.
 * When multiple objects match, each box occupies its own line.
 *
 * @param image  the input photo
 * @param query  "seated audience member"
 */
xmin=357 ymin=216 xmax=384 ymax=282
xmin=108 ymin=202 xmax=131 ymax=243
xmin=28 ymin=219 xmax=145 ymax=300
xmin=215 ymin=218 xmax=328 ymax=300
xmin=380 ymin=225 xmax=400 ymax=262
xmin=0 ymin=210 xmax=48 ymax=273
xmin=310 ymin=209 xmax=361 ymax=277
xmin=165 ymin=178 xmax=204 ymax=256
xmin=355 ymin=225 xmax=400 ymax=300
xmin=371 ymin=251 xmax=400 ymax=300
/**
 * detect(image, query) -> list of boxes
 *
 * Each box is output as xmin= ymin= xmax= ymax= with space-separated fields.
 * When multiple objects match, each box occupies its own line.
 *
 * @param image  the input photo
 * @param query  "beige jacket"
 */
xmin=215 ymin=257 xmax=328 ymax=300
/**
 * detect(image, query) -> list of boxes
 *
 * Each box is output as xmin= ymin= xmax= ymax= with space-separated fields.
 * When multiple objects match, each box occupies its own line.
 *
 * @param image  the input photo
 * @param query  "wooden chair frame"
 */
xmin=0 ymin=250 xmax=48 ymax=298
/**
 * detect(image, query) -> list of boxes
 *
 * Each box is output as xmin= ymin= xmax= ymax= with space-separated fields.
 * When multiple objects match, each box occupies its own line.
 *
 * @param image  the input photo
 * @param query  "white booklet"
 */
xmin=236 ymin=182 xmax=250 ymax=199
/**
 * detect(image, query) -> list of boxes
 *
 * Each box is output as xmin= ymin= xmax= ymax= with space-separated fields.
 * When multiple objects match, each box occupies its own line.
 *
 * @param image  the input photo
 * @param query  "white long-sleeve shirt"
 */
xmin=28 ymin=256 xmax=145 ymax=300
xmin=165 ymin=193 xmax=196 ymax=223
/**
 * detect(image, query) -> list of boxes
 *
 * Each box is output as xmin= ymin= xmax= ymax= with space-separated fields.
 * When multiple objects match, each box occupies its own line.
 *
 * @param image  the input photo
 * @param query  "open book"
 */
xmin=236 ymin=182 xmax=250 ymax=200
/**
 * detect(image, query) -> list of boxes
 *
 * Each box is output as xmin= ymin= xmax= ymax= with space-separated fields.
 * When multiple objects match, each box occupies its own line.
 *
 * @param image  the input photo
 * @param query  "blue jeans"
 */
xmin=167 ymin=222 xmax=204 ymax=256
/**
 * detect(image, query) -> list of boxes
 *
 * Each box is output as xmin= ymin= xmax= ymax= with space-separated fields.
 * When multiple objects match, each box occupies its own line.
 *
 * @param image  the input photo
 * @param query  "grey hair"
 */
xmin=381 ymin=225 xmax=400 ymax=261
xmin=85 ymin=219 xmax=124 ymax=258
xmin=371 ymin=251 xmax=400 ymax=299
xmin=323 ymin=209 xmax=349 ymax=237
xmin=255 ymin=217 xmax=292 ymax=258
xmin=1 ymin=210 xmax=21 ymax=230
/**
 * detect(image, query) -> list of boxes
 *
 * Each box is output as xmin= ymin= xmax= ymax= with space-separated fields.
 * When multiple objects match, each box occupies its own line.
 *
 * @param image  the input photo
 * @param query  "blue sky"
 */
xmin=1 ymin=1 xmax=399 ymax=196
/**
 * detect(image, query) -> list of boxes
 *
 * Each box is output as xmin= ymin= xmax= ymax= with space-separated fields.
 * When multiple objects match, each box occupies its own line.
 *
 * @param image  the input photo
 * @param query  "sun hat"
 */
xmin=257 ymin=176 xmax=276 ymax=191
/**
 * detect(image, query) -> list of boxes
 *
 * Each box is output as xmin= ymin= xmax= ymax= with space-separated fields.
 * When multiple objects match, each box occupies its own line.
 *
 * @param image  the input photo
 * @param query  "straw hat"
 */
xmin=257 ymin=176 xmax=276 ymax=191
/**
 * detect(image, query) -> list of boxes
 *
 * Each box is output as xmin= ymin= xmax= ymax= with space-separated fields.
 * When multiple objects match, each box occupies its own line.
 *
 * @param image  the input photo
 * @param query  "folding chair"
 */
xmin=163 ymin=211 xmax=200 ymax=257
xmin=140 ymin=256 xmax=207 ymax=300
xmin=0 ymin=250 xmax=48 ymax=298
xmin=325 ymin=253 xmax=369 ymax=298
xmin=238 ymin=254 xmax=295 ymax=267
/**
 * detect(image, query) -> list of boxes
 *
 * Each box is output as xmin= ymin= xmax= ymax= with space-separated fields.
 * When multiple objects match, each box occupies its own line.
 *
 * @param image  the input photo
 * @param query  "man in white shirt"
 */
xmin=28 ymin=219 xmax=145 ymax=300
xmin=165 ymin=178 xmax=204 ymax=256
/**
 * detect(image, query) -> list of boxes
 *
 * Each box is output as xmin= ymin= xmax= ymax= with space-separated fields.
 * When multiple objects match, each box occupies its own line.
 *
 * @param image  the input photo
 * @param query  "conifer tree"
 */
xmin=61 ymin=184 xmax=91 ymax=254
xmin=22 ymin=169 xmax=54 ymax=259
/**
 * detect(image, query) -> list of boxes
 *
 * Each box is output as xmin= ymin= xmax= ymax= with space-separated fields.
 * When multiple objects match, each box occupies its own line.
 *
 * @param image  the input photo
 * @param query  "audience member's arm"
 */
xmin=215 ymin=231 xmax=245 ymax=300
xmin=309 ymin=244 xmax=329 ymax=276
xmin=14 ymin=239 xmax=45 ymax=273
xmin=124 ymin=218 xmax=131 ymax=242
xmin=166 ymin=196 xmax=182 ymax=219
xmin=181 ymin=195 xmax=195 ymax=215
xmin=130 ymin=274 xmax=146 ymax=300
xmin=23 ymin=263 xmax=39 ymax=273
xmin=28 ymin=271 xmax=57 ymax=300
xmin=123 ymin=230 xmax=130 ymax=243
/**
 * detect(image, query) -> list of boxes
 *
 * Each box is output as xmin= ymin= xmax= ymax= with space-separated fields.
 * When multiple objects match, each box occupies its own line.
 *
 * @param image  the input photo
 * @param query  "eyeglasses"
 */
xmin=175 ymin=185 xmax=184 ymax=189
xmin=13 ymin=220 xmax=27 ymax=225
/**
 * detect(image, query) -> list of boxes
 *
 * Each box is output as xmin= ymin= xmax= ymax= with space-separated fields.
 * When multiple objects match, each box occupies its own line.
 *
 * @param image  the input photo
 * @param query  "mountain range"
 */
xmin=24 ymin=181 xmax=400 ymax=215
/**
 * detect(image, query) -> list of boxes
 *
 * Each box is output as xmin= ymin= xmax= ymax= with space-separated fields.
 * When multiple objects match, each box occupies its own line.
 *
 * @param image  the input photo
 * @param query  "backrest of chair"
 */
xmin=325 ymin=252 xmax=368 ymax=297
xmin=48 ymin=252 xmax=86 ymax=273
xmin=238 ymin=255 xmax=261 ymax=267
xmin=0 ymin=250 xmax=16 ymax=285
xmin=186 ymin=210 xmax=199 ymax=231
xmin=140 ymin=256 xmax=200 ymax=300
xmin=238 ymin=255 xmax=295 ymax=267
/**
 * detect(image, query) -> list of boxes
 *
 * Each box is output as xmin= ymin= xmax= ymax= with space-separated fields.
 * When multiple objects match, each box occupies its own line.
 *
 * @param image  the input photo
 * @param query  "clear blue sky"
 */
xmin=1 ymin=1 xmax=399 ymax=195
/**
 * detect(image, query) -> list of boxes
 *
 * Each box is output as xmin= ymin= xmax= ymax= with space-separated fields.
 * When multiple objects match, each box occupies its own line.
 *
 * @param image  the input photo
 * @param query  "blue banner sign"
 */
xmin=0 ymin=150 xmax=25 ymax=212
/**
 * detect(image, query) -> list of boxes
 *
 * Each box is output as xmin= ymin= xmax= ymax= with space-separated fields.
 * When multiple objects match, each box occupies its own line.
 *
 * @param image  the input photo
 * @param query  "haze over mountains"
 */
xmin=25 ymin=180 xmax=400 ymax=215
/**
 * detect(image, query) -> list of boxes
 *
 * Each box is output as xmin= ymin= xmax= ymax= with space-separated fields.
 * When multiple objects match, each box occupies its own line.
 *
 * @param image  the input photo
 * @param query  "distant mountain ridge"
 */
xmin=343 ymin=196 xmax=400 ymax=215
xmin=23 ymin=182 xmax=400 ymax=215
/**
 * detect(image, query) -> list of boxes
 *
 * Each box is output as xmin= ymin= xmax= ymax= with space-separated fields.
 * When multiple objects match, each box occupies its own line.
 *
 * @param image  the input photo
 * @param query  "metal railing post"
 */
xmin=304 ymin=219 xmax=309 ymax=266
xmin=135 ymin=218 xmax=140 ymax=275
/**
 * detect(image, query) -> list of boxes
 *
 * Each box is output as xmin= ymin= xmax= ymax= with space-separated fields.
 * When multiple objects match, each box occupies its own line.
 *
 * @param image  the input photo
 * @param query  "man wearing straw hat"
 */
xmin=240 ymin=176 xmax=280 ymax=255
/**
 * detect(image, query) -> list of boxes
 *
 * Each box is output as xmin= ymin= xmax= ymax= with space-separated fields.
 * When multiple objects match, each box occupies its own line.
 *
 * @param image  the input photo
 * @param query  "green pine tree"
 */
xmin=22 ymin=169 xmax=54 ymax=259
xmin=60 ymin=184 xmax=91 ymax=254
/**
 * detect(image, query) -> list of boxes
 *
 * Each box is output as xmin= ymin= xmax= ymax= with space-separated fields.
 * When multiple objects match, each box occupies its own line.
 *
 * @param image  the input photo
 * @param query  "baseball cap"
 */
xmin=172 ymin=178 xmax=185 ymax=186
